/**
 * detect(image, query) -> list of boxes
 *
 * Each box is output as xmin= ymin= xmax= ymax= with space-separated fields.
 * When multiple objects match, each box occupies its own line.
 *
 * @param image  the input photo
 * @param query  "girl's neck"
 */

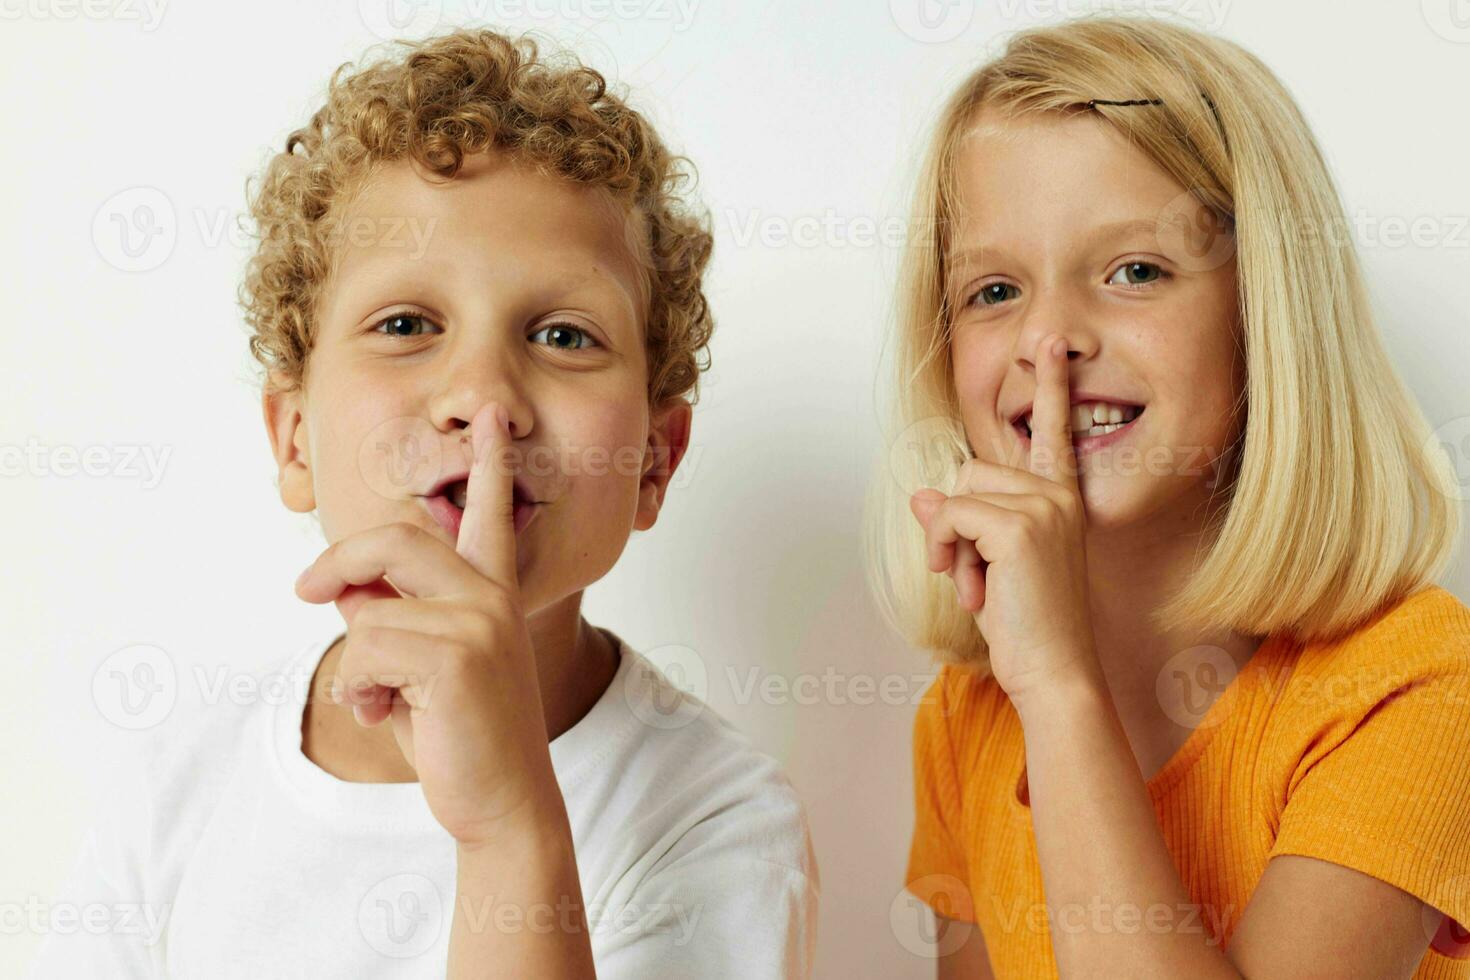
xmin=1083 ymin=491 xmax=1264 ymax=716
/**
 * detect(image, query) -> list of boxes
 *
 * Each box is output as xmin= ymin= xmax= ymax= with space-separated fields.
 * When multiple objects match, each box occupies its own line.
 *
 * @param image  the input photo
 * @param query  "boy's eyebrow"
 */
xmin=948 ymin=217 xmax=1162 ymax=274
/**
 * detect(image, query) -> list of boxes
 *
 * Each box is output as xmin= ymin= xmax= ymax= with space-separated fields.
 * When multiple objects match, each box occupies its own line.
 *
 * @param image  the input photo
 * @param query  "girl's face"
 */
xmin=944 ymin=106 xmax=1244 ymax=530
xmin=265 ymin=149 xmax=689 ymax=615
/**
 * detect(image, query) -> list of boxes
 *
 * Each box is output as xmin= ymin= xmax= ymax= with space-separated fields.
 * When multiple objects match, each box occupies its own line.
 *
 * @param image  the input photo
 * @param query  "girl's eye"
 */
xmin=372 ymin=312 xmax=438 ymax=338
xmin=1107 ymin=261 xmax=1169 ymax=288
xmin=529 ymin=323 xmax=599 ymax=351
xmin=963 ymin=261 xmax=1171 ymax=309
xmin=966 ymin=282 xmax=1018 ymax=307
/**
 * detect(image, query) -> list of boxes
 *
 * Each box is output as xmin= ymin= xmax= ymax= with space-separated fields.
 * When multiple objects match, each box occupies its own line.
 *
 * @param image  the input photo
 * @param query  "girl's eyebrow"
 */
xmin=949 ymin=217 xmax=1162 ymax=273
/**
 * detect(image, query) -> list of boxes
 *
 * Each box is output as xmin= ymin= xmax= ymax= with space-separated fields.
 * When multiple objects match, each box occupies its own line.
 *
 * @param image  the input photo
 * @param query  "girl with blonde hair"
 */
xmin=866 ymin=12 xmax=1470 ymax=978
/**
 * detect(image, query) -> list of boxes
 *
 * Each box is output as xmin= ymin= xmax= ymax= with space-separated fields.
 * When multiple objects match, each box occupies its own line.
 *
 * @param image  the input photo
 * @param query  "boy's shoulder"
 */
xmin=68 ymin=638 xmax=304 ymax=910
xmin=560 ymin=631 xmax=816 ymax=879
xmin=125 ymin=637 xmax=317 ymax=820
xmin=580 ymin=630 xmax=800 ymax=789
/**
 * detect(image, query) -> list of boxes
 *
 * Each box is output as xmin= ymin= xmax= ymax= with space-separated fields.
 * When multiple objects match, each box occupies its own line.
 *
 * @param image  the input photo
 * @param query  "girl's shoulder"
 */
xmin=912 ymin=662 xmax=1023 ymax=773
xmin=1266 ymin=584 xmax=1470 ymax=742
xmin=1263 ymin=586 xmax=1470 ymax=941
xmin=1286 ymin=584 xmax=1470 ymax=686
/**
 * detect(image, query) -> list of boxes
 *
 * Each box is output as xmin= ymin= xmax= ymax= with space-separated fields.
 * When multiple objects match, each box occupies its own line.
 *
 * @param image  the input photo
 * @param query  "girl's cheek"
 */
xmin=951 ymin=340 xmax=1009 ymax=454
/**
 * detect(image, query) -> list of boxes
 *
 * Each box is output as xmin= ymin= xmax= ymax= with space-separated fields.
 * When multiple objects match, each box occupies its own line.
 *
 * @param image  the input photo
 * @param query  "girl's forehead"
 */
xmin=956 ymin=108 xmax=1131 ymax=167
xmin=950 ymin=122 xmax=1183 ymax=222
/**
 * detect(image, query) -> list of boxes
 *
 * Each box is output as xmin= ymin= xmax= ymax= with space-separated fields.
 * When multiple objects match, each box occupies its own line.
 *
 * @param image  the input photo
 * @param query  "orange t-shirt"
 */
xmin=905 ymin=584 xmax=1470 ymax=978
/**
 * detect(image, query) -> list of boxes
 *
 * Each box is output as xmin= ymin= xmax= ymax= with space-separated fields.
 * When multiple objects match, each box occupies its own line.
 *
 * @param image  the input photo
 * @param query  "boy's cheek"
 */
xmin=560 ymin=467 xmax=644 ymax=530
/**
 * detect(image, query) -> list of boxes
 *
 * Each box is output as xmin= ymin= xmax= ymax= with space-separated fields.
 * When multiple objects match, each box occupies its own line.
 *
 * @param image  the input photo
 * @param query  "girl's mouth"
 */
xmin=1014 ymin=405 xmax=1146 ymax=455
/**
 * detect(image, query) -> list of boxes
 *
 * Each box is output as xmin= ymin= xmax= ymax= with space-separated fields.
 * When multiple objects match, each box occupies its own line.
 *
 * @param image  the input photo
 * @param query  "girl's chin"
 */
xmin=1077 ymin=481 xmax=1131 ymax=520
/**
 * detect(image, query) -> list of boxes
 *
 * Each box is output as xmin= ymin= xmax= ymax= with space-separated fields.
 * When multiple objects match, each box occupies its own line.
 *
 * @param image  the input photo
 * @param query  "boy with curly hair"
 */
xmin=30 ymin=27 xmax=817 ymax=979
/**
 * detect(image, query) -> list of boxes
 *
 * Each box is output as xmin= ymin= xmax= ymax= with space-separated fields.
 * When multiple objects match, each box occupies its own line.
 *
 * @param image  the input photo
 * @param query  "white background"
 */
xmin=5 ymin=0 xmax=1469 ymax=976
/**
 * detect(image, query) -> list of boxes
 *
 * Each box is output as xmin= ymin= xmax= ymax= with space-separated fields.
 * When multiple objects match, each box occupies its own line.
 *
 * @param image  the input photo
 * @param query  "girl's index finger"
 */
xmin=1029 ymin=334 xmax=1081 ymax=492
xmin=456 ymin=400 xmax=520 ymax=591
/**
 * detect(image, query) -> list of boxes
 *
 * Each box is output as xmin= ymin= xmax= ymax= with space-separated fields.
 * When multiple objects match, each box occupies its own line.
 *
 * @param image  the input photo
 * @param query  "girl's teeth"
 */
xmin=1021 ymin=414 xmax=1140 ymax=440
xmin=1021 ymin=402 xmax=1141 ymax=438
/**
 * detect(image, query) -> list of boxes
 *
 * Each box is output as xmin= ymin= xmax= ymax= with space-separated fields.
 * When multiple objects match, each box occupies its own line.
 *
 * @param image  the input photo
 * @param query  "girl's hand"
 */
xmin=294 ymin=401 xmax=558 ymax=847
xmin=909 ymin=334 xmax=1101 ymax=708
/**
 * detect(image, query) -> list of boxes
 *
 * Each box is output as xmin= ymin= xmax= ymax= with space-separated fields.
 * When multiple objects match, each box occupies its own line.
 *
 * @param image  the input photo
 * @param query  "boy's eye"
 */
xmin=529 ymin=323 xmax=599 ymax=350
xmin=373 ymin=312 xmax=438 ymax=338
xmin=369 ymin=314 xmax=600 ymax=351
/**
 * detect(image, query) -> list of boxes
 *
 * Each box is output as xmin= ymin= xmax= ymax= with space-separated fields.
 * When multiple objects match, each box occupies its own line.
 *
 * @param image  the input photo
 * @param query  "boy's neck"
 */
xmin=525 ymin=591 xmax=622 ymax=742
xmin=304 ymin=591 xmax=621 ymax=784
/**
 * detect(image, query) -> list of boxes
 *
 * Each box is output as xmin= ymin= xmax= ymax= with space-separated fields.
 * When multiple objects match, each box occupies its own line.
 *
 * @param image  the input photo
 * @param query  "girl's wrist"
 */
xmin=1007 ymin=648 xmax=1111 ymax=724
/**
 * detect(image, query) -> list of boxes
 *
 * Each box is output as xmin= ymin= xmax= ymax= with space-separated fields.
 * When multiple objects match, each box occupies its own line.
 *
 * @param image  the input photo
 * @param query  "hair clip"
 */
xmin=1086 ymin=95 xmax=1220 ymax=114
xmin=1086 ymin=98 xmax=1165 ymax=108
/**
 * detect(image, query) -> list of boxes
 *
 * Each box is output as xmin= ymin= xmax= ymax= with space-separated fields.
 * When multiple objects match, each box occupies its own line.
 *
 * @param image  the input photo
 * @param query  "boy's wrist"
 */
xmin=450 ymin=782 xmax=593 ymax=977
xmin=456 ymin=781 xmax=574 ymax=857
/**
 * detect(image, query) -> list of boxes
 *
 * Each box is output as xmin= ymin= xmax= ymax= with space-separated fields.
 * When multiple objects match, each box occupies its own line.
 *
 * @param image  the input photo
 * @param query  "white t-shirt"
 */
xmin=28 ymin=629 xmax=819 ymax=978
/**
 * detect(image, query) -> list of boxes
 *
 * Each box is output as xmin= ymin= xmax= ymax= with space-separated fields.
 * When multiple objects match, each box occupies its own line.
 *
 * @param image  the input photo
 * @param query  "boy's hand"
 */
xmin=294 ymin=401 xmax=559 ymax=847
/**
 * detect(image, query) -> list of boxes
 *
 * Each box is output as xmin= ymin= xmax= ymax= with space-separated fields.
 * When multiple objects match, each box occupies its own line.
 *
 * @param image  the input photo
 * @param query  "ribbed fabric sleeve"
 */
xmin=1268 ymin=587 xmax=1470 ymax=954
xmin=906 ymin=668 xmax=978 ymax=923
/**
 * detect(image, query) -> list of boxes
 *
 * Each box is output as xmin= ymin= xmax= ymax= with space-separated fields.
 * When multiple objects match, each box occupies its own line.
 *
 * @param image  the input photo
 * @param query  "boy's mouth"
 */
xmin=419 ymin=476 xmax=541 ymax=538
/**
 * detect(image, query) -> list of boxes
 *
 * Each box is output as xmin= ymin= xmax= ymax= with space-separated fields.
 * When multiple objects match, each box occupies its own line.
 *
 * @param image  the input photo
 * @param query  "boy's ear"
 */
xmin=633 ymin=397 xmax=693 ymax=532
xmin=262 ymin=370 xmax=316 ymax=514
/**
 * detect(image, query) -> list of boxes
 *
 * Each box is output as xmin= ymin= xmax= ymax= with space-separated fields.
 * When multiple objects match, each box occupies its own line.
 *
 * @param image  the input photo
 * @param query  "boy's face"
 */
xmin=264 ymin=148 xmax=691 ymax=614
xmin=944 ymin=106 xmax=1243 ymax=531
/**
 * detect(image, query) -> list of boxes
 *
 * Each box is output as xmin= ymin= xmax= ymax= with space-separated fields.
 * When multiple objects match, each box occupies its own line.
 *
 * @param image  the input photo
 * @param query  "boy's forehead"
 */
xmin=326 ymin=149 xmax=651 ymax=318
xmin=339 ymin=151 xmax=637 ymax=258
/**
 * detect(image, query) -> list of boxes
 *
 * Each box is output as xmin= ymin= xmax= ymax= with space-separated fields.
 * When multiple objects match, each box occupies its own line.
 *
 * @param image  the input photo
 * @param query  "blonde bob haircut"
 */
xmin=864 ymin=13 xmax=1462 ymax=673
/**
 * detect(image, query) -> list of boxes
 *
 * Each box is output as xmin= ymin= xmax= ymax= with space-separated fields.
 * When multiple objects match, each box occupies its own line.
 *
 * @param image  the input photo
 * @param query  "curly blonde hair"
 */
xmin=238 ymin=26 xmax=714 ymax=406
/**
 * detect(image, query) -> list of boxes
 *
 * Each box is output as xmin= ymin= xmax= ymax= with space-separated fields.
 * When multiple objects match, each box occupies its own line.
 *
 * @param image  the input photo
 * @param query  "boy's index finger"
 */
xmin=456 ymin=401 xmax=519 ymax=591
xmin=1030 ymin=334 xmax=1080 ymax=492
